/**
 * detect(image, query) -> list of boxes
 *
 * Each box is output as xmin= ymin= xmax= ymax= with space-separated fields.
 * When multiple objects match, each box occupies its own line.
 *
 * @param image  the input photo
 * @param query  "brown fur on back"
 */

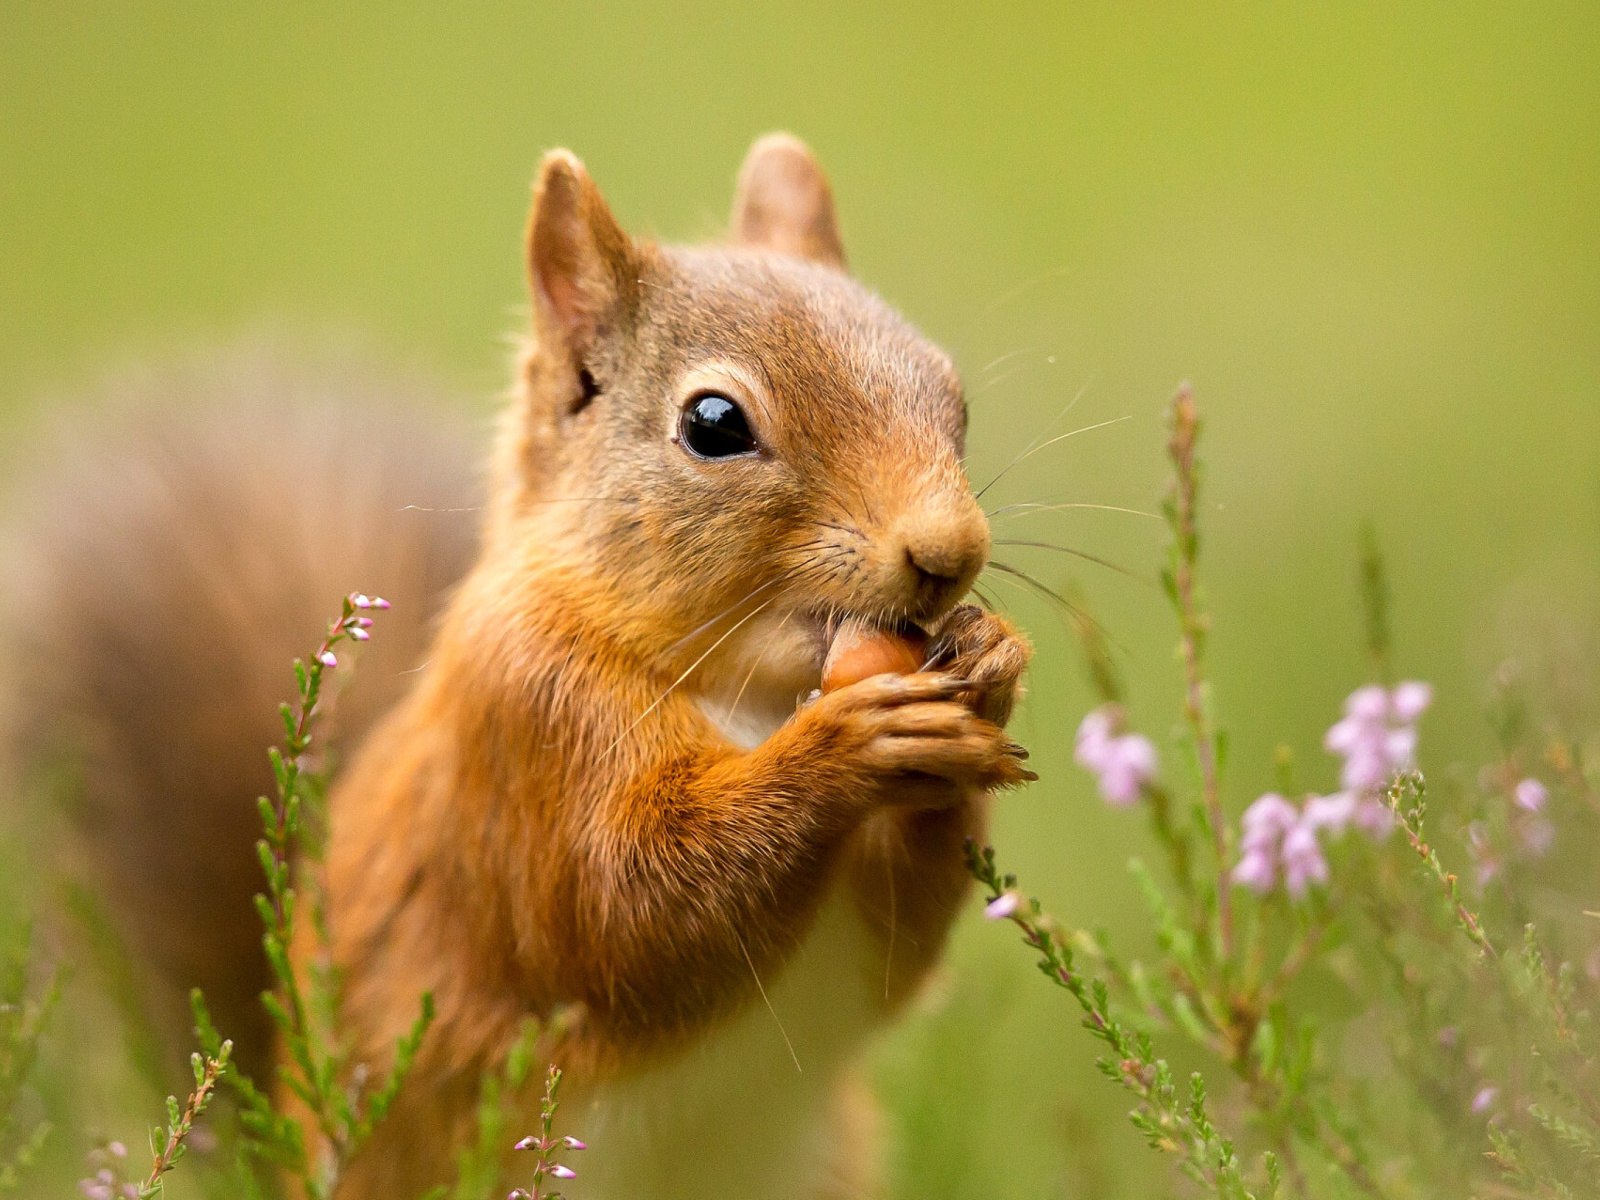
xmin=0 ymin=343 xmax=482 ymax=1077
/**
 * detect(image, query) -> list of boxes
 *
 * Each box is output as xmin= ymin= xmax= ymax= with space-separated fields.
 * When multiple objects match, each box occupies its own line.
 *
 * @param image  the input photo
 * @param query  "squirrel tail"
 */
xmin=0 ymin=343 xmax=483 ymax=1079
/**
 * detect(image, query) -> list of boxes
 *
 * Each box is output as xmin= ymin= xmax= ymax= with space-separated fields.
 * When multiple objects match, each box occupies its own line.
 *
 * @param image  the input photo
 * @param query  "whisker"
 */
xmin=971 ymin=381 xmax=1091 ymax=499
xmin=986 ymin=501 xmax=1159 ymax=521
xmin=974 ymin=411 xmax=1129 ymax=502
xmin=662 ymin=561 xmax=815 ymax=657
xmin=970 ymin=582 xmax=1003 ymax=613
xmin=951 ymin=265 xmax=1072 ymax=355
xmin=973 ymin=363 xmax=1028 ymax=395
xmin=604 ymin=594 xmax=781 ymax=757
xmin=727 ymin=609 xmax=796 ymax=725
xmin=983 ymin=560 xmax=1126 ymax=655
xmin=991 ymin=539 xmax=1147 ymax=583
xmin=978 ymin=348 xmax=1034 ymax=376
xmin=737 ymin=930 xmax=802 ymax=1074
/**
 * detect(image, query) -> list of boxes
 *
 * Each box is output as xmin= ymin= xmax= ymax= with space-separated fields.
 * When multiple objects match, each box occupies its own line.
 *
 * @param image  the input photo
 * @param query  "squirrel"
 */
xmin=3 ymin=134 xmax=1033 ymax=1200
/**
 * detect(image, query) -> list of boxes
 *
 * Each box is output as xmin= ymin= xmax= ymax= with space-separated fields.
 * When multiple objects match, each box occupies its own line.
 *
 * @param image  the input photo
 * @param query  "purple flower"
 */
xmin=1392 ymin=680 xmax=1433 ymax=721
xmin=1240 ymin=793 xmax=1298 ymax=848
xmin=984 ymin=892 xmax=1020 ymax=920
xmin=78 ymin=1183 xmax=112 ymax=1200
xmin=1232 ymin=794 xmax=1298 ymax=894
xmin=1471 ymin=1085 xmax=1498 ymax=1114
xmin=1302 ymin=791 xmax=1358 ymax=833
xmin=551 ymin=1165 xmax=577 ymax=1180
xmin=349 ymin=627 xmax=371 ymax=641
xmin=317 ymin=650 xmax=338 ymax=668
xmin=514 ymin=1136 xmax=540 ymax=1152
xmin=1514 ymin=777 xmax=1548 ymax=813
xmin=1281 ymin=819 xmax=1329 ymax=898
xmin=561 ymin=1137 xmax=588 ymax=1150
xmin=1074 ymin=707 xmax=1158 ymax=806
xmin=1233 ymin=793 xmax=1335 ymax=898
xmin=1231 ymin=849 xmax=1278 ymax=894
xmin=1321 ymin=682 xmax=1431 ymax=833
xmin=1352 ymin=797 xmax=1393 ymax=838
xmin=1347 ymin=684 xmax=1391 ymax=722
xmin=107 ymin=1143 xmax=126 ymax=1159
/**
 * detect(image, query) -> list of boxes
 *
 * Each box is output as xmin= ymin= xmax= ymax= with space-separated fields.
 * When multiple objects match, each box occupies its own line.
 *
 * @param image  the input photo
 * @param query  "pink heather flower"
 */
xmin=78 ymin=1183 xmax=112 ymax=1200
xmin=1234 ymin=793 xmax=1335 ymax=898
xmin=1232 ymin=794 xmax=1298 ymax=894
xmin=1392 ymin=680 xmax=1433 ymax=721
xmin=349 ymin=627 xmax=371 ymax=641
xmin=562 ymin=1137 xmax=588 ymax=1150
xmin=514 ymin=1136 xmax=540 ymax=1151
xmin=1438 ymin=1026 xmax=1458 ymax=1047
xmin=984 ymin=892 xmax=1020 ymax=920
xmin=317 ymin=650 xmax=338 ymax=668
xmin=1514 ymin=777 xmax=1548 ymax=813
xmin=1074 ymin=708 xmax=1158 ymax=806
xmin=1074 ymin=710 xmax=1114 ymax=768
xmin=1303 ymin=791 xmax=1359 ymax=833
xmin=1346 ymin=684 xmax=1391 ymax=722
xmin=1322 ymin=682 xmax=1431 ymax=828
xmin=1352 ymin=797 xmax=1393 ymax=838
xmin=1281 ymin=819 xmax=1330 ymax=898
xmin=509 ymin=1190 xmax=533 ymax=1199
xmin=550 ymin=1165 xmax=577 ymax=1180
xmin=1471 ymin=1085 xmax=1498 ymax=1114
xmin=1098 ymin=735 xmax=1157 ymax=805
xmin=108 ymin=1143 xmax=126 ymax=1159
xmin=1240 ymin=793 xmax=1298 ymax=850
xmin=1231 ymin=849 xmax=1277 ymax=894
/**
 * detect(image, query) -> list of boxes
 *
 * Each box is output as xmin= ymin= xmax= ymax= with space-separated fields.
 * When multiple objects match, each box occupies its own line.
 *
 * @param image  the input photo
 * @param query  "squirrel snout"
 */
xmin=895 ymin=501 xmax=991 ymax=617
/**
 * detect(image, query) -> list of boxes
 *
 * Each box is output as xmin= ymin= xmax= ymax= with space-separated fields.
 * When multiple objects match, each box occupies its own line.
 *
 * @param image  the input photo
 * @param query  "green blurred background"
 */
xmin=3 ymin=2 xmax=1598 ymax=1195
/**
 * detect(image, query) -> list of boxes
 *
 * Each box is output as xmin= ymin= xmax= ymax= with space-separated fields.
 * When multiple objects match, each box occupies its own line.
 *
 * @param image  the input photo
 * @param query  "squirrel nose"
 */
xmin=896 ymin=498 xmax=990 ymax=617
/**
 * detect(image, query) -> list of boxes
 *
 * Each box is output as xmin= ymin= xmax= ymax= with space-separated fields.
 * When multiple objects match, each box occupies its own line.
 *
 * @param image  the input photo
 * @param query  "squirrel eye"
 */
xmin=679 ymin=393 xmax=758 ymax=459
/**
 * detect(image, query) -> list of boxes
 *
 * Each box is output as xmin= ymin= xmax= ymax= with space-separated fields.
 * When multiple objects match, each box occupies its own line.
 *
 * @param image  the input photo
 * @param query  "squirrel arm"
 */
xmin=548 ymin=703 xmax=872 ymax=1046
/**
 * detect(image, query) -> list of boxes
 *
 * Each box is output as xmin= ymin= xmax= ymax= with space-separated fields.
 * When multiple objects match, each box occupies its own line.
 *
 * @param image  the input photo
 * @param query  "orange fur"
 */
xmin=1 ymin=137 xmax=1034 ymax=1199
xmin=310 ymin=137 xmax=1033 ymax=1197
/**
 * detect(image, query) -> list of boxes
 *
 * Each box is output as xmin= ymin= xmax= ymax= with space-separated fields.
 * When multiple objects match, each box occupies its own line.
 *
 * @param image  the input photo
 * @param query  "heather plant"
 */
xmin=969 ymin=385 xmax=1600 ymax=1197
xmin=184 ymin=595 xmax=580 ymax=1200
xmin=0 ymin=922 xmax=57 ymax=1194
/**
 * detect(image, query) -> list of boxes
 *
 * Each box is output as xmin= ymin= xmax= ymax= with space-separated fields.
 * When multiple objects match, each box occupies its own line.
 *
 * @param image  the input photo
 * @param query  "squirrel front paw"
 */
xmin=928 ymin=604 xmax=1032 ymax=727
xmin=795 ymin=671 xmax=1035 ymax=808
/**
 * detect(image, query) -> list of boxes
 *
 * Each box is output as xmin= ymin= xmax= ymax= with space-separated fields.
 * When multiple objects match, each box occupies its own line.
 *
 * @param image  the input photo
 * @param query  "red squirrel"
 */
xmin=6 ymin=134 xmax=1033 ymax=1199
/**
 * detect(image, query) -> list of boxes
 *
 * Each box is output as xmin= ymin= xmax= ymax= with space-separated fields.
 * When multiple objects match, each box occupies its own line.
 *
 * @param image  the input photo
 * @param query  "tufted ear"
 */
xmin=730 ymin=133 xmax=846 ymax=270
xmin=526 ymin=150 xmax=639 ymax=363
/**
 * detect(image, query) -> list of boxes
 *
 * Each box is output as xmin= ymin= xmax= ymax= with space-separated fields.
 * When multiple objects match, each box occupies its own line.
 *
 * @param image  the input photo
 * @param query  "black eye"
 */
xmin=679 ymin=393 xmax=758 ymax=459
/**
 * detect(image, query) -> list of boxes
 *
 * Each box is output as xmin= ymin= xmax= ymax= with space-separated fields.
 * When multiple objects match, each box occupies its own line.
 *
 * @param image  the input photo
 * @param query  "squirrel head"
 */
xmin=495 ymin=134 xmax=989 ymax=693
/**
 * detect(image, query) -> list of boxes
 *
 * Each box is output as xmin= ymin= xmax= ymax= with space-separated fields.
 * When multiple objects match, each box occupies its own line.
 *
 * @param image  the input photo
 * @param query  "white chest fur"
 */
xmin=563 ymin=661 xmax=885 ymax=1199
xmin=563 ymin=887 xmax=886 ymax=1200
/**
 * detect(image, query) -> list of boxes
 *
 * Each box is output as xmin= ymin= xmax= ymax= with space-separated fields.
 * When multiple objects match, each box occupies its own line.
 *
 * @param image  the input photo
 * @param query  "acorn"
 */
xmin=820 ymin=620 xmax=931 ymax=693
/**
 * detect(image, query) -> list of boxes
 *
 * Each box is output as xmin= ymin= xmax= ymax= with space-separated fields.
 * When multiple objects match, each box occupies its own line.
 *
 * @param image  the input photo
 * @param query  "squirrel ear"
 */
xmin=526 ymin=150 xmax=638 ymax=359
xmin=730 ymin=133 xmax=847 ymax=270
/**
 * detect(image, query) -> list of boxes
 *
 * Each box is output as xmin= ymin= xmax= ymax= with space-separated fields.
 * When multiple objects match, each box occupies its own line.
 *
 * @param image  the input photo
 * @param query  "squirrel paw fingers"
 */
xmin=859 ymin=714 xmax=1030 ymax=790
xmin=930 ymin=605 xmax=1033 ymax=726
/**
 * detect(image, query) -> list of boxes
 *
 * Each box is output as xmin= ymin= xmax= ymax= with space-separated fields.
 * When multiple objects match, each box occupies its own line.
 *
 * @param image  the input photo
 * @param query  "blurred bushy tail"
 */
xmin=0 ymin=343 xmax=484 ymax=1079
